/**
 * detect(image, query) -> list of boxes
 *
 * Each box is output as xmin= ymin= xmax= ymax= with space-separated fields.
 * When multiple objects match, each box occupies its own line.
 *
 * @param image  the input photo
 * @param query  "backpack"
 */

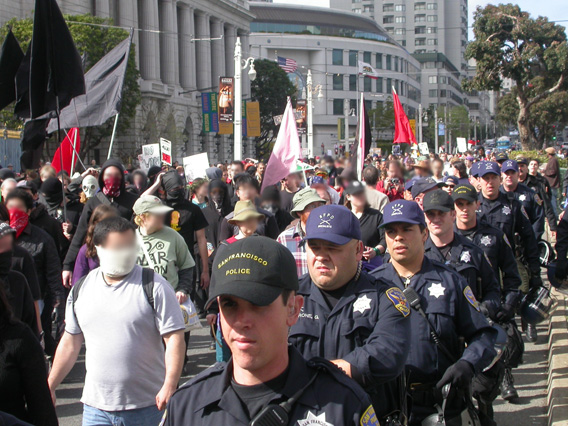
xmin=72 ymin=268 xmax=156 ymax=313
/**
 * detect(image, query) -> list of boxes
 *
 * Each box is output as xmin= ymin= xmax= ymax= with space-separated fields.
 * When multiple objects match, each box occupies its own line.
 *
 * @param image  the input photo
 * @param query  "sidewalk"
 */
xmin=547 ymin=288 xmax=568 ymax=425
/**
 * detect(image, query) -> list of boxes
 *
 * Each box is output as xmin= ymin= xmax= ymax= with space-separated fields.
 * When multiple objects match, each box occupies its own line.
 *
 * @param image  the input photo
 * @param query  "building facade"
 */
xmin=249 ymin=2 xmax=421 ymax=154
xmin=1 ymin=0 xmax=254 ymax=164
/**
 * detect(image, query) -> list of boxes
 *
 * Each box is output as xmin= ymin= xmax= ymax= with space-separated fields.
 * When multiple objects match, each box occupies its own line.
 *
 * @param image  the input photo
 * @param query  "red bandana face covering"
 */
xmin=102 ymin=176 xmax=121 ymax=198
xmin=9 ymin=209 xmax=29 ymax=238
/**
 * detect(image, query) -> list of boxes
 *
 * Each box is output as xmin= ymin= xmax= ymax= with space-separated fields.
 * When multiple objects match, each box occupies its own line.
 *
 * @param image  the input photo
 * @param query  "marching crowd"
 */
xmin=0 ymin=146 xmax=566 ymax=426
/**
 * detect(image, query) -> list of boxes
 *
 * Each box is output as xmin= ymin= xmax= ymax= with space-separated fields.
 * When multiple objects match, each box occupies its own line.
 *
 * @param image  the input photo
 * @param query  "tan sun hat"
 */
xmin=228 ymin=200 xmax=264 ymax=224
xmin=545 ymin=147 xmax=556 ymax=155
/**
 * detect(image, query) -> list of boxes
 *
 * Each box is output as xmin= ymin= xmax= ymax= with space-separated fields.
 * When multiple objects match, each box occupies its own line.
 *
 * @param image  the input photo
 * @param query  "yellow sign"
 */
xmin=218 ymin=121 xmax=233 ymax=135
xmin=246 ymin=101 xmax=261 ymax=137
xmin=409 ymin=119 xmax=416 ymax=137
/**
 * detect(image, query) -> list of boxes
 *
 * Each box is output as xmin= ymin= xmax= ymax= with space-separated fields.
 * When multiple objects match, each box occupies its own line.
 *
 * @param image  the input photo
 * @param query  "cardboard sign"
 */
xmin=160 ymin=138 xmax=172 ymax=165
xmin=140 ymin=144 xmax=161 ymax=172
xmin=418 ymin=142 xmax=429 ymax=155
xmin=457 ymin=137 xmax=467 ymax=153
xmin=183 ymin=153 xmax=209 ymax=183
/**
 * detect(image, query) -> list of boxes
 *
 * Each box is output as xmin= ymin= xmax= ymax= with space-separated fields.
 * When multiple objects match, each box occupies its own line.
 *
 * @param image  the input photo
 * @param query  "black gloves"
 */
xmin=496 ymin=303 xmax=516 ymax=323
xmin=556 ymin=260 xmax=567 ymax=281
xmin=436 ymin=360 xmax=474 ymax=389
xmin=529 ymin=272 xmax=543 ymax=289
xmin=480 ymin=301 xmax=499 ymax=321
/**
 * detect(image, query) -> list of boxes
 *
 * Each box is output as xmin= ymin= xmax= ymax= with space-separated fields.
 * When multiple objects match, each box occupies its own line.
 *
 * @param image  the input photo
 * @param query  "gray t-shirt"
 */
xmin=65 ymin=265 xmax=185 ymax=411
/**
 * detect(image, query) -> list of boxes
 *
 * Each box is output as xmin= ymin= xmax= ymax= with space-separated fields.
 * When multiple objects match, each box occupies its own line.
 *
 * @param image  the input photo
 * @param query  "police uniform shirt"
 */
xmin=289 ymin=270 xmax=411 ymax=389
xmin=370 ymin=259 xmax=496 ymax=384
xmin=522 ymin=174 xmax=557 ymax=231
xmin=500 ymin=183 xmax=545 ymax=239
xmin=162 ymin=346 xmax=379 ymax=426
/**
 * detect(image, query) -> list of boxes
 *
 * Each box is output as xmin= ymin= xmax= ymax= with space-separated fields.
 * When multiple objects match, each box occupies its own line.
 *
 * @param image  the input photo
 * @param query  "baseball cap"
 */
xmin=133 ymin=195 xmax=174 ymax=215
xmin=303 ymin=205 xmax=362 ymax=245
xmin=423 ymin=189 xmax=454 ymax=212
xmin=466 ymin=155 xmax=474 ymax=161
xmin=229 ymin=200 xmax=265 ymax=224
xmin=515 ymin=156 xmax=528 ymax=165
xmin=344 ymin=181 xmax=366 ymax=195
xmin=405 ymin=177 xmax=419 ymax=191
xmin=478 ymin=161 xmax=501 ymax=177
xmin=495 ymin=152 xmax=509 ymax=162
xmin=310 ymin=176 xmax=325 ymax=186
xmin=207 ymin=236 xmax=298 ymax=308
xmin=501 ymin=159 xmax=519 ymax=173
xmin=17 ymin=180 xmax=37 ymax=192
xmin=0 ymin=222 xmax=16 ymax=239
xmin=411 ymin=177 xmax=444 ymax=199
xmin=470 ymin=161 xmax=482 ymax=177
xmin=452 ymin=183 xmax=478 ymax=203
xmin=291 ymin=187 xmax=325 ymax=218
xmin=380 ymin=200 xmax=426 ymax=228
xmin=443 ymin=175 xmax=459 ymax=186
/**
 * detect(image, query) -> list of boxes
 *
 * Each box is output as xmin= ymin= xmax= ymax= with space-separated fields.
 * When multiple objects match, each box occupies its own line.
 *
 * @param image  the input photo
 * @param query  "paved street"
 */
xmin=55 ymin=317 xmax=550 ymax=425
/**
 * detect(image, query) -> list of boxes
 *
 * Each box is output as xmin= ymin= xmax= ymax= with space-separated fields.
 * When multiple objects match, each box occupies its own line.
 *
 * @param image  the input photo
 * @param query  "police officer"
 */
xmin=422 ymin=189 xmax=501 ymax=317
xmin=477 ymin=161 xmax=542 ymax=341
xmin=370 ymin=200 xmax=497 ymax=425
xmin=500 ymin=159 xmax=545 ymax=240
xmin=289 ymin=204 xmax=411 ymax=423
xmin=162 ymin=236 xmax=379 ymax=425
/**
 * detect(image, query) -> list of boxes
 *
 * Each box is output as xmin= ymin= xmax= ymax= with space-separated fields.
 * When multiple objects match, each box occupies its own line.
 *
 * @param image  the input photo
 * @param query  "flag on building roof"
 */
xmin=0 ymin=29 xmax=24 ymax=111
xmin=393 ymin=88 xmax=417 ymax=145
xmin=277 ymin=56 xmax=297 ymax=73
xmin=358 ymin=61 xmax=379 ymax=79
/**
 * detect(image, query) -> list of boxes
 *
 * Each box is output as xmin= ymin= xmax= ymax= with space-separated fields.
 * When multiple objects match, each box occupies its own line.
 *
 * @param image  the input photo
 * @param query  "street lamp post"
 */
xmin=233 ymin=37 xmax=256 ymax=161
xmin=306 ymin=69 xmax=323 ymax=158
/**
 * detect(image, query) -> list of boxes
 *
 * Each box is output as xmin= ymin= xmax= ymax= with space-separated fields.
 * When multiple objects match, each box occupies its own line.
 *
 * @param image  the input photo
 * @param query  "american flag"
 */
xmin=277 ymin=56 xmax=297 ymax=73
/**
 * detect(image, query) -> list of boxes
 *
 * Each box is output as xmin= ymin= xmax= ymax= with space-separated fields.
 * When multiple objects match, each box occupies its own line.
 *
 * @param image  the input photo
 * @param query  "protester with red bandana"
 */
xmin=61 ymin=159 xmax=139 ymax=289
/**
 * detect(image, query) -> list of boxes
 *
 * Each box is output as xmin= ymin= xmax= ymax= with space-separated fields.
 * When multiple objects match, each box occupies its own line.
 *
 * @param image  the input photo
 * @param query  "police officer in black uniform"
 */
xmin=370 ymin=200 xmax=497 ymax=426
xmin=162 ymin=236 xmax=380 ymax=426
xmin=289 ymin=204 xmax=411 ymax=423
xmin=422 ymin=189 xmax=501 ymax=317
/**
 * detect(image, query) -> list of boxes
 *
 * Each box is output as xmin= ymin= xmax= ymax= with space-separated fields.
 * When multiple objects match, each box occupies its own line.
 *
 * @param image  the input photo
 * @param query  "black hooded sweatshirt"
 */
xmin=62 ymin=159 xmax=139 ymax=272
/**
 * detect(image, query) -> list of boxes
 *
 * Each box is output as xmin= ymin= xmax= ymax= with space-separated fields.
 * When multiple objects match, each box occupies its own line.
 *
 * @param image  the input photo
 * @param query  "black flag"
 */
xmin=0 ymin=29 xmax=24 ymax=111
xmin=14 ymin=45 xmax=30 ymax=119
xmin=28 ymin=0 xmax=85 ymax=119
xmin=46 ymin=32 xmax=133 ymax=133
xmin=21 ymin=118 xmax=49 ymax=170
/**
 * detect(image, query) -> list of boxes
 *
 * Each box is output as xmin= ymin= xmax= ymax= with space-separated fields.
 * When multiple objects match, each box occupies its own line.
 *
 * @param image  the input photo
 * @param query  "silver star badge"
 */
xmin=353 ymin=295 xmax=372 ymax=314
xmin=502 ymin=205 xmax=511 ymax=216
xmin=428 ymin=283 xmax=446 ymax=299
xmin=460 ymin=251 xmax=471 ymax=263
xmin=519 ymin=194 xmax=527 ymax=202
xmin=480 ymin=235 xmax=492 ymax=246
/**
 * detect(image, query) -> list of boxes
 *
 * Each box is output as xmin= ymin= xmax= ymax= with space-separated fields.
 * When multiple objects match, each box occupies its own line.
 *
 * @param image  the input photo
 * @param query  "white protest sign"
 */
xmin=418 ymin=142 xmax=429 ymax=155
xmin=183 ymin=153 xmax=210 ymax=183
xmin=140 ymin=144 xmax=161 ymax=172
xmin=457 ymin=137 xmax=468 ymax=153
xmin=160 ymin=138 xmax=172 ymax=165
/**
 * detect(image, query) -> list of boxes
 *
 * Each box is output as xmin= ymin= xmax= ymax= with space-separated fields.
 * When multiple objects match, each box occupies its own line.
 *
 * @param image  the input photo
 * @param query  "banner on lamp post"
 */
xmin=246 ymin=101 xmax=261 ymax=137
xmin=218 ymin=77 xmax=234 ymax=123
xmin=296 ymin=100 xmax=307 ymax=135
xmin=201 ymin=92 xmax=219 ymax=133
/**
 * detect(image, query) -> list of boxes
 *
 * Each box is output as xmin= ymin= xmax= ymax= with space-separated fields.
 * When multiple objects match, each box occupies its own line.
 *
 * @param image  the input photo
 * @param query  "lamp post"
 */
xmin=306 ymin=69 xmax=323 ymax=157
xmin=233 ymin=37 xmax=256 ymax=161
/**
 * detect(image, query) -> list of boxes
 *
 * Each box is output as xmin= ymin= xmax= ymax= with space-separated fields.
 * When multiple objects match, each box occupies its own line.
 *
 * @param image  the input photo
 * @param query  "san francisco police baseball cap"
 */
xmin=501 ymin=159 xmax=519 ymax=173
xmin=470 ymin=161 xmax=482 ymax=177
xmin=478 ymin=161 xmax=501 ymax=177
xmin=411 ymin=177 xmax=445 ymax=199
xmin=380 ymin=200 xmax=426 ymax=228
xmin=495 ymin=152 xmax=509 ymax=162
xmin=516 ymin=156 xmax=529 ymax=165
xmin=443 ymin=175 xmax=459 ymax=186
xmin=452 ymin=183 xmax=478 ymax=203
xmin=303 ymin=204 xmax=362 ymax=245
xmin=207 ymin=236 xmax=298 ymax=308
xmin=423 ymin=189 xmax=454 ymax=212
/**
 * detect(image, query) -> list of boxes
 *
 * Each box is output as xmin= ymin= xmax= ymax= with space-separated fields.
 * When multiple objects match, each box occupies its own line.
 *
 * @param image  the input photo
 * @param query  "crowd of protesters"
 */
xmin=0 ymin=143 xmax=565 ymax=426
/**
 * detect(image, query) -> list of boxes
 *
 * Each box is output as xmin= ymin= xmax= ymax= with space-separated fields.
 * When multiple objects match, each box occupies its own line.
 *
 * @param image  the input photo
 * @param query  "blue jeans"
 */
xmin=83 ymin=404 xmax=163 ymax=426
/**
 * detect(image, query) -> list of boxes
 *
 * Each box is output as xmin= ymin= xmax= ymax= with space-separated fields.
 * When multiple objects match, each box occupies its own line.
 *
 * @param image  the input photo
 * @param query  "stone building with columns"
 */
xmin=1 ymin=0 xmax=254 ymax=164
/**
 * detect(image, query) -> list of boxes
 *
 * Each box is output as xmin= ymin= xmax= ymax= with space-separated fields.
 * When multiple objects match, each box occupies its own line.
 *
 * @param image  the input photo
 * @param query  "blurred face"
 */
xmin=229 ymin=164 xmax=244 ymax=180
xmin=5 ymin=197 xmax=28 ymax=214
xmin=425 ymin=209 xmax=456 ymax=239
xmin=440 ymin=153 xmax=447 ymax=162
xmin=480 ymin=173 xmax=501 ymax=200
xmin=432 ymin=161 xmax=443 ymax=177
xmin=529 ymin=161 xmax=539 ymax=176
xmin=103 ymin=166 xmax=122 ymax=182
xmin=315 ymin=187 xmax=331 ymax=205
xmin=347 ymin=192 xmax=367 ymax=209
xmin=219 ymin=293 xmax=303 ymax=381
xmin=133 ymin=174 xmax=146 ymax=188
xmin=455 ymin=199 xmax=480 ymax=228
xmin=222 ymin=170 xmax=229 ymax=181
xmin=502 ymin=170 xmax=519 ymax=189
xmin=237 ymin=217 xmax=260 ymax=237
xmin=101 ymin=229 xmax=136 ymax=250
xmin=518 ymin=163 xmax=528 ymax=181
xmin=1 ymin=181 xmax=17 ymax=201
xmin=384 ymin=223 xmax=427 ymax=266
xmin=196 ymin=182 xmax=209 ymax=198
xmin=142 ymin=213 xmax=165 ymax=233
xmin=0 ymin=233 xmax=13 ymax=253
xmin=307 ymin=239 xmax=362 ymax=291
xmin=442 ymin=183 xmax=455 ymax=195
xmin=236 ymin=183 xmax=258 ymax=202
xmin=298 ymin=201 xmax=324 ymax=224
xmin=387 ymin=164 xmax=401 ymax=179
xmin=258 ymin=164 xmax=266 ymax=174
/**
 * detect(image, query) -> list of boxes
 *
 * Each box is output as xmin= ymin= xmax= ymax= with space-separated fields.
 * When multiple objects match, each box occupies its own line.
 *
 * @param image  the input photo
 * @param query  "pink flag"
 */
xmin=261 ymin=98 xmax=301 ymax=192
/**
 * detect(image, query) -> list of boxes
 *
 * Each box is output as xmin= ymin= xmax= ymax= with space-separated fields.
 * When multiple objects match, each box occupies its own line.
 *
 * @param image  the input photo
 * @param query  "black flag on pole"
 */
xmin=0 ymin=29 xmax=24 ymax=111
xmin=28 ymin=0 xmax=85 ymax=119
xmin=21 ymin=118 xmax=49 ymax=170
xmin=14 ymin=46 xmax=30 ymax=119
xmin=46 ymin=32 xmax=133 ymax=133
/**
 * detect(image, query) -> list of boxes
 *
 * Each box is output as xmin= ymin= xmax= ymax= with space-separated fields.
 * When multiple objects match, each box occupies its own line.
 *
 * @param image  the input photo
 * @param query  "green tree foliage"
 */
xmin=369 ymin=98 xmax=395 ymax=142
xmin=0 ymin=14 xmax=140 ymax=158
xmin=465 ymin=4 xmax=568 ymax=150
xmin=250 ymin=59 xmax=297 ymax=160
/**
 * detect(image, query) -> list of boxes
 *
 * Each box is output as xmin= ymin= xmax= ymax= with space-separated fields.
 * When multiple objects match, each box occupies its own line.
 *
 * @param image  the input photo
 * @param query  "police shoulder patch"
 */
xmin=360 ymin=405 xmax=379 ymax=426
xmin=534 ymin=194 xmax=543 ymax=206
xmin=386 ymin=287 xmax=410 ymax=317
xmin=463 ymin=286 xmax=480 ymax=311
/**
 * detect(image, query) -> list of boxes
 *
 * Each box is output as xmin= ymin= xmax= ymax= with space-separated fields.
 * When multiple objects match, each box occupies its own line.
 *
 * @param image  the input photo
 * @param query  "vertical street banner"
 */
xmin=160 ymin=137 xmax=172 ymax=165
xmin=241 ymin=99 xmax=247 ymax=137
xmin=246 ymin=101 xmax=261 ymax=137
xmin=296 ymin=99 xmax=307 ymax=135
xmin=140 ymin=143 xmax=161 ymax=172
xmin=218 ymin=76 xmax=234 ymax=122
xmin=201 ymin=92 xmax=219 ymax=133
xmin=338 ymin=118 xmax=345 ymax=140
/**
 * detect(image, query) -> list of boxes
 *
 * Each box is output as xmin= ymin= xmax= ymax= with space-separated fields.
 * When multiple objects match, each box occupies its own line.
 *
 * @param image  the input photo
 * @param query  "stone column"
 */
xmin=177 ymin=5 xmax=192 ymax=89
xmin=159 ymin=0 xmax=178 ymax=85
xmin=224 ymin=24 xmax=237 ymax=76
xmin=210 ymin=18 xmax=225 ymax=80
xmin=95 ymin=0 xmax=110 ymax=17
xmin=195 ymin=12 xmax=211 ymax=90
xmin=138 ymin=0 xmax=161 ymax=81
xmin=189 ymin=8 xmax=197 ymax=89
xmin=117 ymin=0 xmax=135 ymax=27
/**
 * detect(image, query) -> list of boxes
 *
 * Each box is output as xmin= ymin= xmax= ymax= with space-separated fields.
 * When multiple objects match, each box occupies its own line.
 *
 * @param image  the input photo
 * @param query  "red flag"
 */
xmin=393 ymin=89 xmax=417 ymax=145
xmin=52 ymin=128 xmax=80 ymax=175
xmin=261 ymin=98 xmax=301 ymax=192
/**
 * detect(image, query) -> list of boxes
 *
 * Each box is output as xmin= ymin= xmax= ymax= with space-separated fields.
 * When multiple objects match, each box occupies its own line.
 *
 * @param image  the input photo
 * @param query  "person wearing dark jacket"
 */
xmin=203 ymin=179 xmax=233 ymax=258
xmin=61 ymin=159 xmax=138 ymax=288
xmin=260 ymin=185 xmax=293 ymax=233
xmin=518 ymin=157 xmax=557 ymax=233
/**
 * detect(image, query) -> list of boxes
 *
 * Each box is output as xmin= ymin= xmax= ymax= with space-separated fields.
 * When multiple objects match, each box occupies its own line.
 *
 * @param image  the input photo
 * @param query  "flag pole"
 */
xmin=107 ymin=113 xmax=119 ymax=160
xmin=63 ymin=129 xmax=87 ymax=171
xmin=70 ymin=128 xmax=78 ymax=174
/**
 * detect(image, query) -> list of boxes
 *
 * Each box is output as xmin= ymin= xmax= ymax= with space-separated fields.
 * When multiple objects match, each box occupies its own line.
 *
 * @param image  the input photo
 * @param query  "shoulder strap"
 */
xmin=142 ymin=267 xmax=155 ymax=310
xmin=72 ymin=275 xmax=88 ymax=315
xmin=96 ymin=191 xmax=112 ymax=206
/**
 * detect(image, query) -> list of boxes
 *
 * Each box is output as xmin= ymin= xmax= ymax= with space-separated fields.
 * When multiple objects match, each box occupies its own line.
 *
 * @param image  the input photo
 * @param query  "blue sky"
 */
xmin=273 ymin=0 xmax=568 ymax=39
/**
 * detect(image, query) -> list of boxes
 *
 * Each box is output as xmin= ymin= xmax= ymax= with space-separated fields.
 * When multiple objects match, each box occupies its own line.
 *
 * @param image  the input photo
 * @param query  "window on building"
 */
xmin=386 ymin=78 xmax=392 ymax=94
xmin=349 ymin=50 xmax=358 ymax=66
xmin=383 ymin=3 xmax=394 ymax=12
xmin=333 ymin=99 xmax=344 ymax=115
xmin=427 ymin=39 xmax=438 ymax=45
xmin=428 ymin=76 xmax=437 ymax=84
xmin=414 ymin=2 xmax=426 ymax=10
xmin=363 ymin=51 xmax=372 ymax=63
xmin=352 ymin=0 xmax=362 ymax=2
xmin=365 ymin=100 xmax=372 ymax=111
xmin=350 ymin=99 xmax=357 ymax=111
xmin=395 ymin=16 xmax=406 ymax=23
xmin=415 ymin=14 xmax=426 ymax=22
xmin=394 ymin=57 xmax=399 ymax=72
xmin=376 ymin=53 xmax=383 ymax=69
xmin=395 ymin=4 xmax=405 ymax=11
xmin=383 ymin=15 xmax=394 ymax=24
xmin=352 ymin=8 xmax=361 ymax=13
xmin=377 ymin=77 xmax=383 ymax=93
xmin=333 ymin=74 xmax=343 ymax=90
xmin=364 ymin=76 xmax=372 ymax=92
xmin=349 ymin=74 xmax=357 ymax=91
xmin=386 ymin=55 xmax=392 ymax=70
xmin=394 ymin=79 xmax=399 ymax=93
xmin=415 ymin=38 xmax=426 ymax=46
xmin=363 ymin=5 xmax=374 ymax=12
xmin=429 ymin=89 xmax=437 ymax=97
xmin=415 ymin=26 xmax=426 ymax=34
xmin=427 ymin=3 xmax=438 ymax=10
xmin=386 ymin=27 xmax=395 ymax=34
xmin=427 ymin=15 xmax=438 ymax=22
xmin=395 ymin=28 xmax=406 ymax=35
xmin=400 ymin=40 xmax=407 ymax=46
xmin=427 ymin=27 xmax=437 ymax=34
xmin=440 ymin=90 xmax=447 ymax=97
xmin=332 ymin=49 xmax=343 ymax=65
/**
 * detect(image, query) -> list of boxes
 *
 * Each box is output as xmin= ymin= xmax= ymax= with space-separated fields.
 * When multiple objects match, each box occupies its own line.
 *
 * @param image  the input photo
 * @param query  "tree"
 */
xmin=465 ymin=4 xmax=568 ymax=150
xmin=0 ymin=14 xmax=140 ymax=158
xmin=250 ymin=59 xmax=297 ymax=160
xmin=369 ymin=98 xmax=395 ymax=142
